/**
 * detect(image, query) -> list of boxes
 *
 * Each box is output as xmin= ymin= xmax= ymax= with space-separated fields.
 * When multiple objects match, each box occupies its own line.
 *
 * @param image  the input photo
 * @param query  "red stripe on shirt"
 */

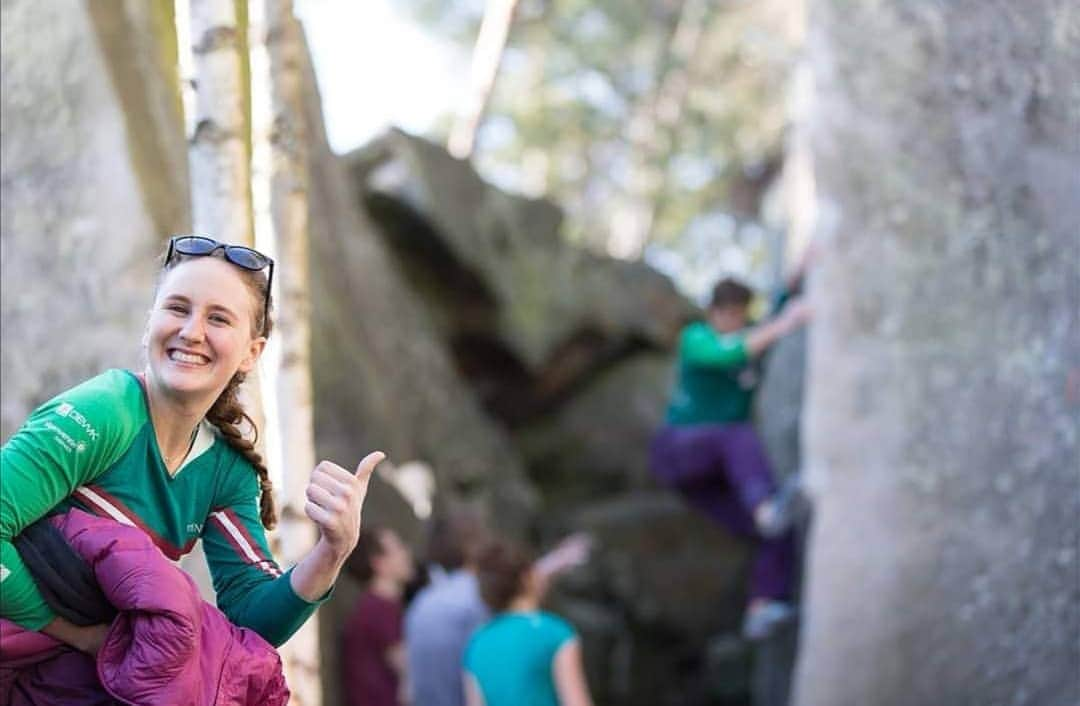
xmin=75 ymin=485 xmax=195 ymax=560
xmin=208 ymin=508 xmax=282 ymax=577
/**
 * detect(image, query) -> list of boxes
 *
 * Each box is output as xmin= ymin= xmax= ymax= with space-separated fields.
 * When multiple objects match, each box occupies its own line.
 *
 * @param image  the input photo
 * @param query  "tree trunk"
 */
xmin=181 ymin=0 xmax=266 ymax=432
xmin=177 ymin=0 xmax=268 ymax=603
xmin=795 ymin=2 xmax=1080 ymax=705
xmin=447 ymin=0 xmax=521 ymax=159
xmin=184 ymin=0 xmax=252 ymax=242
xmin=250 ymin=0 xmax=320 ymax=704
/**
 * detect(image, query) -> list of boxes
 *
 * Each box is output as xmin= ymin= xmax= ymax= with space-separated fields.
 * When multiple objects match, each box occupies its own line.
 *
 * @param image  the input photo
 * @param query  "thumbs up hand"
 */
xmin=305 ymin=451 xmax=385 ymax=560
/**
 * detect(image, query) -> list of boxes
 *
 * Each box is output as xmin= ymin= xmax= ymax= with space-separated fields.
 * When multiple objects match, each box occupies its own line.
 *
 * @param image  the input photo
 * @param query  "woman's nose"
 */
xmin=179 ymin=315 xmax=205 ymax=342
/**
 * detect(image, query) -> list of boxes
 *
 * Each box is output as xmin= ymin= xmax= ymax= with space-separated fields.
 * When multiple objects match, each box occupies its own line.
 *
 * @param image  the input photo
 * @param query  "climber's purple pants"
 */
xmin=650 ymin=423 xmax=794 ymax=601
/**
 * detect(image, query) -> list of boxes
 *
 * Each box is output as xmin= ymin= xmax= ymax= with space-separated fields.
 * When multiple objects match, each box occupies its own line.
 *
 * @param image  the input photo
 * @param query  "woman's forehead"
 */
xmin=159 ymin=258 xmax=255 ymax=306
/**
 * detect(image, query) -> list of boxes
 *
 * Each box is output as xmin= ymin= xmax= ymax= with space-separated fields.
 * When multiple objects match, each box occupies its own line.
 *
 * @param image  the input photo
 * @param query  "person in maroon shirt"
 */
xmin=342 ymin=526 xmax=416 ymax=706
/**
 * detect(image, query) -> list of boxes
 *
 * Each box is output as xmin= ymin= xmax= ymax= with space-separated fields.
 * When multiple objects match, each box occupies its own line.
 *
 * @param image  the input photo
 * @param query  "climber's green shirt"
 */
xmin=0 ymin=369 xmax=325 ymax=646
xmin=665 ymin=321 xmax=756 ymax=426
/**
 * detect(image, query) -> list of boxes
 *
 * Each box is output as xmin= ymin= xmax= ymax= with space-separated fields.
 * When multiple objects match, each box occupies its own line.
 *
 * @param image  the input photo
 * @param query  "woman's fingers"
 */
xmin=304 ymin=452 xmax=386 ymax=538
xmin=305 ymin=499 xmax=333 ymax=527
xmin=306 ymin=483 xmax=344 ymax=513
xmin=354 ymin=451 xmax=386 ymax=480
xmin=312 ymin=460 xmax=356 ymax=490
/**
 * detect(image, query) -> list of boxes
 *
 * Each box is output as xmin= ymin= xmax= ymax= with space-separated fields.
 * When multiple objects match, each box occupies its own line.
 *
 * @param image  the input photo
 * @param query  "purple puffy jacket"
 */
xmin=0 ymin=509 xmax=289 ymax=705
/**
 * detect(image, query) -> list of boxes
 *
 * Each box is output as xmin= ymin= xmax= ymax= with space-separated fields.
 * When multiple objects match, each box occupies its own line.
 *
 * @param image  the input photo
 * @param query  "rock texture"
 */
xmin=513 ymin=354 xmax=674 ymax=505
xmin=346 ymin=132 xmax=694 ymax=427
xmin=550 ymin=492 xmax=752 ymax=706
xmin=795 ymin=2 xmax=1080 ymax=705
xmin=299 ymin=37 xmax=537 ymax=535
xmin=0 ymin=0 xmax=188 ymax=439
xmin=757 ymin=329 xmax=806 ymax=484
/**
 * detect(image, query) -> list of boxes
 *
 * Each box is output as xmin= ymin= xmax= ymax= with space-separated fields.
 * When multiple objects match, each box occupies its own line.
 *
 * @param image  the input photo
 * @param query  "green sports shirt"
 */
xmin=0 ymin=369 xmax=325 ymax=646
xmin=665 ymin=321 xmax=756 ymax=426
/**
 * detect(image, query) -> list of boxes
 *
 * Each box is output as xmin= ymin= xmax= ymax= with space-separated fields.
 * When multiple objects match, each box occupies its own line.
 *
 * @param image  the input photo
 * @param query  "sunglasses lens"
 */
xmin=174 ymin=236 xmax=219 ymax=255
xmin=225 ymin=247 xmax=270 ymax=271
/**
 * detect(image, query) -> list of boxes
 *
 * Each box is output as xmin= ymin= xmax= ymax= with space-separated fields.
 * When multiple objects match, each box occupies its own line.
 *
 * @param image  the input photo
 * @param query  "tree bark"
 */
xmin=447 ymin=0 xmax=521 ymax=159
xmin=177 ymin=0 xmax=269 ymax=604
xmin=795 ymin=2 xmax=1080 ymax=705
xmin=250 ymin=0 xmax=320 ymax=704
xmin=185 ymin=0 xmax=252 ymax=242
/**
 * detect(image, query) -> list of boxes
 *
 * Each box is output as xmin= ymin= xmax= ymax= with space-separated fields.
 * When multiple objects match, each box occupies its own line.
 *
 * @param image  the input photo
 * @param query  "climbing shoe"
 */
xmin=754 ymin=475 xmax=807 ymax=538
xmin=742 ymin=600 xmax=796 ymax=641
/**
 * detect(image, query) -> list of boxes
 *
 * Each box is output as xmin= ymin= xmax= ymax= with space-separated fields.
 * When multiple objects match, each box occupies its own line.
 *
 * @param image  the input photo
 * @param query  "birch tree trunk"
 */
xmin=447 ymin=0 xmax=521 ymax=159
xmin=177 ymin=0 xmax=268 ymax=602
xmin=795 ymin=1 xmax=1080 ymax=704
xmin=182 ymin=0 xmax=265 ymax=433
xmin=250 ymin=0 xmax=320 ymax=704
xmin=185 ymin=0 xmax=252 ymax=242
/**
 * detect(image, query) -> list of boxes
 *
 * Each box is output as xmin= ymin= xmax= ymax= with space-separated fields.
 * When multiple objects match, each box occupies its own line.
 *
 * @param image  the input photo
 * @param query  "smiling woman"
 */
xmin=0 ymin=236 xmax=385 ymax=696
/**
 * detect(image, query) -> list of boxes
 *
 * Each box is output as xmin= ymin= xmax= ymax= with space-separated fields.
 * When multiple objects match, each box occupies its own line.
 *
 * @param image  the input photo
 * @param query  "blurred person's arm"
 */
xmin=744 ymin=297 xmax=811 ymax=357
xmin=785 ymin=240 xmax=817 ymax=291
xmin=388 ymin=642 xmax=409 ymax=705
xmin=464 ymin=672 xmax=486 ymax=706
xmin=552 ymin=638 xmax=593 ymax=706
xmin=771 ymin=240 xmax=817 ymax=312
xmin=534 ymin=533 xmax=592 ymax=591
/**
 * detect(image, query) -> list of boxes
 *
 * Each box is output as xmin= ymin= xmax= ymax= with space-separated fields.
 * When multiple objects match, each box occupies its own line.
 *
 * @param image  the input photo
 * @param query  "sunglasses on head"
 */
xmin=166 ymin=235 xmax=274 ymax=332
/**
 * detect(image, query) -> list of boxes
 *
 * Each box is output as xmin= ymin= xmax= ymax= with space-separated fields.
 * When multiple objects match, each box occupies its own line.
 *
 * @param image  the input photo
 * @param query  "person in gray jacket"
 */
xmin=404 ymin=510 xmax=490 ymax=706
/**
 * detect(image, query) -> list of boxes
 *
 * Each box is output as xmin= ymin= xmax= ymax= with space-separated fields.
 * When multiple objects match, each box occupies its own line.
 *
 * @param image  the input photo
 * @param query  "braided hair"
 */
xmin=160 ymin=249 xmax=277 ymax=529
xmin=204 ymin=371 xmax=277 ymax=529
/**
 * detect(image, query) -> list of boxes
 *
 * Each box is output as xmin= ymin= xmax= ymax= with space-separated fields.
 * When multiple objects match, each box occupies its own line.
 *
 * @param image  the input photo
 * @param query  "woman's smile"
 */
xmin=145 ymin=258 xmax=263 ymax=400
xmin=167 ymin=348 xmax=212 ymax=366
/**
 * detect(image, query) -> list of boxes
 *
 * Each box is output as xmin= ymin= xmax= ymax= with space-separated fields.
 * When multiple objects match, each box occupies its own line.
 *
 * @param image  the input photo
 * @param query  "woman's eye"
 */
xmin=165 ymin=304 xmax=187 ymax=314
xmin=209 ymin=314 xmax=231 ymax=325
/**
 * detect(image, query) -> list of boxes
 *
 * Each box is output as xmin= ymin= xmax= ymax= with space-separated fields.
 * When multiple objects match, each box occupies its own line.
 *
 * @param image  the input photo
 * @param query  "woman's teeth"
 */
xmin=170 ymin=350 xmax=209 ymax=365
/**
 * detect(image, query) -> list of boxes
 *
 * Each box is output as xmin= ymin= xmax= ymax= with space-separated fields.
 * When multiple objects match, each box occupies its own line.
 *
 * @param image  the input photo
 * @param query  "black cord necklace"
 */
xmin=163 ymin=424 xmax=200 ymax=468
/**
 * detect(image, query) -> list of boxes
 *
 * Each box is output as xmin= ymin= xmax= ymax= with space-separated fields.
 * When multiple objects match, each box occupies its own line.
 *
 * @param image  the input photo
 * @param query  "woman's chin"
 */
xmin=157 ymin=366 xmax=220 ymax=398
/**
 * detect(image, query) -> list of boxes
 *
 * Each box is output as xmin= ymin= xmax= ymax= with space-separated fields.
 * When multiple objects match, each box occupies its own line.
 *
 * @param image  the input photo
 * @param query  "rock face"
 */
xmin=299 ymin=40 xmax=536 ymax=535
xmin=513 ymin=354 xmax=674 ymax=506
xmin=550 ymin=492 xmax=752 ymax=706
xmin=0 ymin=0 xmax=188 ymax=438
xmin=347 ymin=129 xmax=807 ymax=706
xmin=757 ymin=329 xmax=806 ymax=484
xmin=795 ymin=3 xmax=1080 ymax=705
xmin=346 ymin=132 xmax=694 ymax=427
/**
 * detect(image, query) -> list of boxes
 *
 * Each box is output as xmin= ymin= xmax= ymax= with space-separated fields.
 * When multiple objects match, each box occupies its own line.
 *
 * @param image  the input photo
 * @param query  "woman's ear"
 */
xmin=238 ymin=336 xmax=267 ymax=374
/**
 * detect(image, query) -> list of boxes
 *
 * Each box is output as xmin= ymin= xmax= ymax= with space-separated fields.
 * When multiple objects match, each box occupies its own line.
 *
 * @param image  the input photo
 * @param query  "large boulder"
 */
xmin=795 ymin=2 xmax=1080 ymax=704
xmin=513 ymin=353 xmax=674 ymax=503
xmin=757 ymin=328 xmax=806 ymax=482
xmin=346 ymin=131 xmax=694 ymax=427
xmin=298 ymin=35 xmax=536 ymax=534
xmin=0 ymin=0 xmax=188 ymax=438
xmin=549 ymin=492 xmax=752 ymax=706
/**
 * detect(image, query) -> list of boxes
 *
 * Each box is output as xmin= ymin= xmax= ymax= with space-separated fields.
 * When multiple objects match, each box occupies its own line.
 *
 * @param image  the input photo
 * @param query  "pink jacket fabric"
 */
xmin=0 ymin=509 xmax=289 ymax=706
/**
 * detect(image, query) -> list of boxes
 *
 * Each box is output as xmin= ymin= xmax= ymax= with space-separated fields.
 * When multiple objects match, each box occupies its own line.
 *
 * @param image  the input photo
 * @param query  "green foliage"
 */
xmin=399 ymin=0 xmax=799 ymax=258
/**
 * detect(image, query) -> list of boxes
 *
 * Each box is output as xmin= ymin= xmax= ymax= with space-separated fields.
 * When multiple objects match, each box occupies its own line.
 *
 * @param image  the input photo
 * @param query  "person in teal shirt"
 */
xmin=464 ymin=538 xmax=593 ymax=706
xmin=1 ymin=235 xmax=385 ymax=656
xmin=651 ymin=274 xmax=810 ymax=641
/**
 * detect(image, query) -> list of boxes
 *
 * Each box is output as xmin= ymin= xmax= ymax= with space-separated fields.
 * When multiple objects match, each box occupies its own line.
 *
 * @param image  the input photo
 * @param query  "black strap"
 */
xmin=12 ymin=517 xmax=117 ymax=627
